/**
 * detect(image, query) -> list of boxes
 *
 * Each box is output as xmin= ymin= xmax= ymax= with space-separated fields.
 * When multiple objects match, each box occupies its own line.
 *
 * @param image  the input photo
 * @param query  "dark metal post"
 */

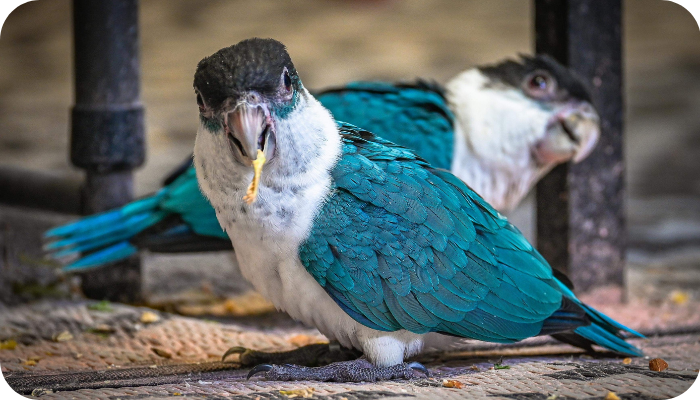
xmin=535 ymin=0 xmax=624 ymax=292
xmin=72 ymin=0 xmax=145 ymax=213
xmin=71 ymin=0 xmax=144 ymax=302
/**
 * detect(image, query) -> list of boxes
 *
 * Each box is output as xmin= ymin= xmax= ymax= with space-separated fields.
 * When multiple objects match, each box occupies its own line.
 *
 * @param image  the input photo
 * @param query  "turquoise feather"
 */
xmin=298 ymin=123 xmax=643 ymax=356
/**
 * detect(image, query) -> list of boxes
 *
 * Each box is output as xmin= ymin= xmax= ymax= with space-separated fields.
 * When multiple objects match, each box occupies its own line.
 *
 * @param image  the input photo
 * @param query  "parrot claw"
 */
xmin=407 ymin=361 xmax=430 ymax=376
xmin=222 ymin=346 xmax=249 ymax=362
xmin=247 ymin=364 xmax=273 ymax=379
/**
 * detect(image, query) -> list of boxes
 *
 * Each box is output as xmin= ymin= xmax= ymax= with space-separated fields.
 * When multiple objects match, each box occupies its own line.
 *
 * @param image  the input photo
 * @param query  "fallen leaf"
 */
xmin=88 ymin=324 xmax=116 ymax=334
xmin=0 ymin=340 xmax=17 ymax=350
xmin=279 ymin=387 xmax=315 ymax=398
xmin=152 ymin=347 xmax=172 ymax=358
xmin=87 ymin=300 xmax=113 ymax=312
xmin=622 ymin=358 xmax=632 ymax=364
xmin=172 ymin=392 xmax=182 ymax=396
xmin=53 ymin=331 xmax=74 ymax=342
xmin=604 ymin=392 xmax=620 ymax=400
xmin=649 ymin=358 xmax=669 ymax=372
xmin=669 ymin=290 xmax=690 ymax=305
xmin=31 ymin=388 xmax=53 ymax=397
xmin=494 ymin=363 xmax=510 ymax=370
xmin=23 ymin=359 xmax=37 ymax=366
xmin=288 ymin=334 xmax=327 ymax=348
xmin=140 ymin=311 xmax=160 ymax=324
xmin=470 ymin=365 xmax=479 ymax=371
xmin=74 ymin=353 xmax=83 ymax=359
xmin=442 ymin=379 xmax=464 ymax=389
xmin=546 ymin=395 xmax=558 ymax=400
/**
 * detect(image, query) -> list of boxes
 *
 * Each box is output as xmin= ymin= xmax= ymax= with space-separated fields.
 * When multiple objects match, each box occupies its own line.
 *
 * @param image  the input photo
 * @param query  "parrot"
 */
xmin=44 ymin=53 xmax=599 ymax=273
xmin=185 ymin=38 xmax=640 ymax=382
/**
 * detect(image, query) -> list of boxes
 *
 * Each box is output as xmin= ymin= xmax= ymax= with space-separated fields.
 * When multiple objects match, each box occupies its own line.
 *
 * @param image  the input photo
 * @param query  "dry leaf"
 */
xmin=442 ymin=379 xmax=464 ymax=389
xmin=140 ymin=311 xmax=160 ymax=324
xmin=89 ymin=324 xmax=116 ymax=334
xmin=649 ymin=358 xmax=669 ymax=372
xmin=279 ymin=387 xmax=315 ymax=398
xmin=622 ymin=358 xmax=632 ymax=364
xmin=53 ymin=331 xmax=74 ymax=342
xmin=669 ymin=290 xmax=690 ymax=305
xmin=470 ymin=365 xmax=479 ymax=371
xmin=173 ymin=392 xmax=182 ymax=396
xmin=604 ymin=392 xmax=620 ymax=400
xmin=0 ymin=340 xmax=17 ymax=350
xmin=546 ymin=395 xmax=558 ymax=400
xmin=23 ymin=359 xmax=37 ymax=366
xmin=152 ymin=347 xmax=172 ymax=358
xmin=288 ymin=334 xmax=327 ymax=347
xmin=31 ymin=389 xmax=53 ymax=397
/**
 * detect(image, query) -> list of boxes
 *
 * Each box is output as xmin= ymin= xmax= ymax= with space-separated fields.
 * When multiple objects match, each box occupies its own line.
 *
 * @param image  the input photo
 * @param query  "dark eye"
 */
xmin=283 ymin=70 xmax=292 ymax=92
xmin=530 ymin=75 xmax=548 ymax=90
xmin=524 ymin=71 xmax=556 ymax=98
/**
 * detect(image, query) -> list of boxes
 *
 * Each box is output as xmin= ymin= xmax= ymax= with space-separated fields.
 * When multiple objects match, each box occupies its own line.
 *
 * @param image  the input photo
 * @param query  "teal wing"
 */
xmin=299 ymin=123 xmax=642 ymax=355
xmin=45 ymin=164 xmax=230 ymax=271
xmin=317 ymin=81 xmax=455 ymax=170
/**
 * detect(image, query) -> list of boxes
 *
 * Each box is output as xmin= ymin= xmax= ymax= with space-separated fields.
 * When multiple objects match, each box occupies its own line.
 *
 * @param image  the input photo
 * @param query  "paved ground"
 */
xmin=1 ymin=300 xmax=698 ymax=400
xmin=1 ymin=2 xmax=700 ymax=398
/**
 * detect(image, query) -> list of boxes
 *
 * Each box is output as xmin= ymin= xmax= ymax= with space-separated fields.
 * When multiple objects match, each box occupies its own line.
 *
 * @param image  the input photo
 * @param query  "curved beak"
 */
xmin=535 ymin=101 xmax=601 ymax=165
xmin=225 ymin=101 xmax=275 ymax=166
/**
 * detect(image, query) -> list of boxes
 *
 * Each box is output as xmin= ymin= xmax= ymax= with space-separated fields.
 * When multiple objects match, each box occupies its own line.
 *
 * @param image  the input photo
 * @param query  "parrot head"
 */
xmin=446 ymin=55 xmax=601 ymax=212
xmin=193 ymin=38 xmax=305 ymax=170
xmin=192 ymin=38 xmax=339 ymax=207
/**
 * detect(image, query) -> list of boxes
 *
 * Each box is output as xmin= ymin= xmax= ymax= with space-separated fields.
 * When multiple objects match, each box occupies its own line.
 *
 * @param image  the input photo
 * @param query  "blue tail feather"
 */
xmin=550 ymin=277 xmax=643 ymax=356
xmin=63 ymin=241 xmax=138 ymax=272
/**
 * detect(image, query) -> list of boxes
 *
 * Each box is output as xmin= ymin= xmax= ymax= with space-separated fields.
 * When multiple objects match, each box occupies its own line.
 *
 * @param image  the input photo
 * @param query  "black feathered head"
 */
xmin=478 ymin=54 xmax=592 ymax=104
xmin=194 ymin=38 xmax=301 ymax=112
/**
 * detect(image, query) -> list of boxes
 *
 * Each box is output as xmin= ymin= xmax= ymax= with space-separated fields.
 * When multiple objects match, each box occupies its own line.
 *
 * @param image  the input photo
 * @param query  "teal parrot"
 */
xmin=182 ymin=38 xmax=635 ymax=382
xmin=45 ymin=54 xmax=599 ymax=273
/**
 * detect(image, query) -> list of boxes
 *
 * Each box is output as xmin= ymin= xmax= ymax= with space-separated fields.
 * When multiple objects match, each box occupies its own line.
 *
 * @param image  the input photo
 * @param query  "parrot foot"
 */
xmin=246 ymin=359 xmax=429 ymax=382
xmin=222 ymin=342 xmax=361 ymax=367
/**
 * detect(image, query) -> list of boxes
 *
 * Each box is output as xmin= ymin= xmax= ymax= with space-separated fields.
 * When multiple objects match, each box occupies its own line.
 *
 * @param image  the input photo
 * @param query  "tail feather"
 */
xmin=44 ymin=192 xmax=169 ymax=271
xmin=575 ymin=323 xmax=643 ymax=356
xmin=549 ymin=277 xmax=644 ymax=356
xmin=63 ymin=241 xmax=138 ymax=272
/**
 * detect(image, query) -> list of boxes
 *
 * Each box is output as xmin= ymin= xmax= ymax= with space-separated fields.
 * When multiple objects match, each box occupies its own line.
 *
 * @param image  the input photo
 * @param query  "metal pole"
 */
xmin=71 ymin=0 xmax=144 ymax=302
xmin=535 ymin=0 xmax=625 ymax=292
xmin=71 ymin=0 xmax=145 ymax=214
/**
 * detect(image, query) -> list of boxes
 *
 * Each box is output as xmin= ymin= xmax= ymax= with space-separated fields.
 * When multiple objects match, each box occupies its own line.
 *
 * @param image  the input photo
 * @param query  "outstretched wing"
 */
xmin=299 ymin=123 xmax=564 ymax=343
xmin=317 ymin=81 xmax=455 ymax=170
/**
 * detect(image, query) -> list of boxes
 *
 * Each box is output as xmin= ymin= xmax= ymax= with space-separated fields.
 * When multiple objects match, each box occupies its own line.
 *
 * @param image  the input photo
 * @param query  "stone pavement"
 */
xmin=1 ymin=301 xmax=697 ymax=400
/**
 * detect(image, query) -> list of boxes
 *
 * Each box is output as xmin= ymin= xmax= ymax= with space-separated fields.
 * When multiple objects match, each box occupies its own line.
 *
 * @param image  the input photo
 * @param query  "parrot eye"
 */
xmin=524 ymin=70 xmax=557 ymax=99
xmin=283 ymin=69 xmax=292 ymax=92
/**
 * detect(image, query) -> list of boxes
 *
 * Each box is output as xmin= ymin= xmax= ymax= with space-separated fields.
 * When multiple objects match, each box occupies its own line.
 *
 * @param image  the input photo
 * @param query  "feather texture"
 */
xmin=299 ymin=123 xmax=642 ymax=355
xmin=44 ymin=166 xmax=230 ymax=271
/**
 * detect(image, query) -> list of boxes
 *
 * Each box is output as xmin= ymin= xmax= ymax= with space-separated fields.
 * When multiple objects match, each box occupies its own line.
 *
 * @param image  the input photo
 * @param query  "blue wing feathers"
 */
xmin=299 ymin=123 xmax=642 ymax=356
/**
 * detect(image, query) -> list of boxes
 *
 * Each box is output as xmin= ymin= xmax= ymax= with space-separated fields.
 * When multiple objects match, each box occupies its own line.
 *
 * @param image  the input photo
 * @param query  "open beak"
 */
xmin=226 ymin=102 xmax=274 ymax=164
xmin=225 ymin=100 xmax=276 ymax=203
xmin=535 ymin=101 xmax=601 ymax=165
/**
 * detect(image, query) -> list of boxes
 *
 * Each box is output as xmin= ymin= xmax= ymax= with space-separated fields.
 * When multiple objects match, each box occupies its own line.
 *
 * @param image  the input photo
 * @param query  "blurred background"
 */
xmin=0 ymin=0 xmax=699 ymax=317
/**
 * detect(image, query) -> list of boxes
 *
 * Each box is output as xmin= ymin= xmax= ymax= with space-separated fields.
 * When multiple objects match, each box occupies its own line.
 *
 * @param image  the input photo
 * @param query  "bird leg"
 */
xmin=222 ymin=342 xmax=361 ymax=367
xmin=247 ymin=358 xmax=429 ymax=382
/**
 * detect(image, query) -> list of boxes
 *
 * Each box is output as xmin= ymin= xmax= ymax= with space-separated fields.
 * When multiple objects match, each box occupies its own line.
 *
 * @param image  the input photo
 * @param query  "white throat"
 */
xmin=445 ymin=69 xmax=554 ymax=213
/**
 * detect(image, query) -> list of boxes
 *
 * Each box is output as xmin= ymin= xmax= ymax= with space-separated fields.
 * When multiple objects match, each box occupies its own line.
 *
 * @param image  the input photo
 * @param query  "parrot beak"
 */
xmin=225 ymin=98 xmax=276 ymax=204
xmin=535 ymin=101 xmax=601 ymax=165
xmin=225 ymin=101 xmax=275 ymax=166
